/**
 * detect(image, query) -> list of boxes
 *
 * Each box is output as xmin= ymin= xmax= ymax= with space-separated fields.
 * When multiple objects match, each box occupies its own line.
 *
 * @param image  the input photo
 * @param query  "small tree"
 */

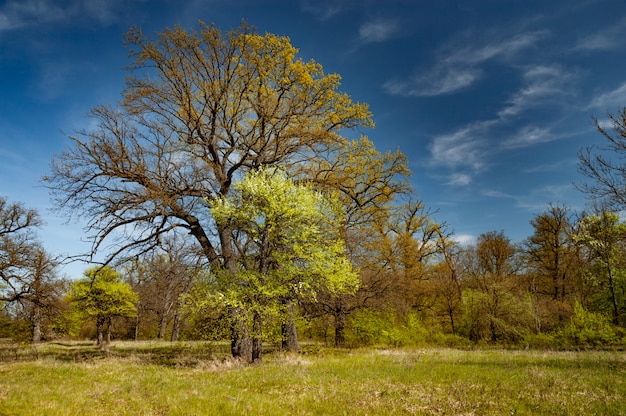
xmin=68 ymin=266 xmax=138 ymax=346
xmin=573 ymin=211 xmax=626 ymax=326
xmin=210 ymin=167 xmax=358 ymax=362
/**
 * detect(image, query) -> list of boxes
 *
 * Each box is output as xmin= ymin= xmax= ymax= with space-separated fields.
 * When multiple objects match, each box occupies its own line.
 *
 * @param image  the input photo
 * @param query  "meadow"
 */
xmin=0 ymin=341 xmax=624 ymax=415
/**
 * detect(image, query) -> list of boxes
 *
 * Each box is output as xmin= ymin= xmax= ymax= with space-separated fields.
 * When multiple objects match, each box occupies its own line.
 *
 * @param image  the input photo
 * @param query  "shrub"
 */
xmin=558 ymin=302 xmax=618 ymax=348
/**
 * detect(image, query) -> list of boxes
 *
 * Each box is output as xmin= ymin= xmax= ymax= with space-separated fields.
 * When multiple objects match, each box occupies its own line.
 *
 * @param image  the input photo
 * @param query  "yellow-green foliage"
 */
xmin=559 ymin=302 xmax=619 ymax=347
xmin=210 ymin=167 xmax=358 ymax=308
xmin=67 ymin=266 xmax=138 ymax=326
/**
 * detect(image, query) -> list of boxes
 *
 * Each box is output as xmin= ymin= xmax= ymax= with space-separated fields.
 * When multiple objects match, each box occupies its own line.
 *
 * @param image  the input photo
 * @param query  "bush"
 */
xmin=558 ymin=302 xmax=618 ymax=348
xmin=345 ymin=309 xmax=430 ymax=348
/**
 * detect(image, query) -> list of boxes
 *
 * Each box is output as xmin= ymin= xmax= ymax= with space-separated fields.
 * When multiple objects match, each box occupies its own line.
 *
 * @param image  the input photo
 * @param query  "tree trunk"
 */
xmin=170 ymin=308 xmax=181 ymax=342
xmin=334 ymin=305 xmax=346 ymax=347
xmin=96 ymin=316 xmax=105 ymax=347
xmin=229 ymin=307 xmax=252 ymax=362
xmin=252 ymin=311 xmax=263 ymax=363
xmin=281 ymin=299 xmax=299 ymax=352
xmin=158 ymin=313 xmax=168 ymax=339
xmin=607 ymin=265 xmax=620 ymax=325
xmin=106 ymin=317 xmax=112 ymax=344
xmin=31 ymin=306 xmax=42 ymax=343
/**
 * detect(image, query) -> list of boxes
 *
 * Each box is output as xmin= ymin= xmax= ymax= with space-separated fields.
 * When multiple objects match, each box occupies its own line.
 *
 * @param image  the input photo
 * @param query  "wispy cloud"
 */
xmin=501 ymin=126 xmax=553 ymax=149
xmin=499 ymin=65 xmax=576 ymax=118
xmin=0 ymin=0 xmax=64 ymax=31
xmin=0 ymin=0 xmax=122 ymax=31
xmin=358 ymin=18 xmax=399 ymax=43
xmin=574 ymin=17 xmax=626 ymax=51
xmin=429 ymin=120 xmax=495 ymax=171
xmin=300 ymin=0 xmax=344 ymax=20
xmin=587 ymin=81 xmax=626 ymax=110
xmin=385 ymin=30 xmax=547 ymax=97
xmin=442 ymin=30 xmax=547 ymax=66
xmin=427 ymin=62 xmax=578 ymax=180
xmin=447 ymin=173 xmax=472 ymax=187
xmin=384 ymin=67 xmax=481 ymax=97
xmin=483 ymin=184 xmax=574 ymax=212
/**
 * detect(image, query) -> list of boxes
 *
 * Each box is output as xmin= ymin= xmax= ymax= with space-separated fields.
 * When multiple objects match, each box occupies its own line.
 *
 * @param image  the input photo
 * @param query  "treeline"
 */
xmin=2 ymin=22 xmax=626 ymax=359
xmin=2 ymin=198 xmax=626 ymax=351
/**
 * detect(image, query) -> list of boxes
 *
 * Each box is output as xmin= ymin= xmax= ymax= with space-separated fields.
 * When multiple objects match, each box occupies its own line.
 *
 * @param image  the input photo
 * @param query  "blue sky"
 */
xmin=1 ymin=0 xmax=626 ymax=278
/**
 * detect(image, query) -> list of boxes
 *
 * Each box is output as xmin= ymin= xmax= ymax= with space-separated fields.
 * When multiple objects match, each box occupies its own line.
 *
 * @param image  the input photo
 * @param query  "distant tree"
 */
xmin=429 ymin=229 xmax=463 ymax=334
xmin=68 ymin=266 xmax=138 ymax=346
xmin=210 ymin=167 xmax=358 ymax=362
xmin=578 ymin=108 xmax=626 ymax=209
xmin=301 ymin=138 xmax=414 ymax=347
xmin=459 ymin=231 xmax=534 ymax=343
xmin=45 ymin=22 xmax=373 ymax=361
xmin=126 ymin=237 xmax=198 ymax=341
xmin=524 ymin=204 xmax=579 ymax=330
xmin=0 ymin=196 xmax=64 ymax=342
xmin=573 ymin=211 xmax=626 ymax=326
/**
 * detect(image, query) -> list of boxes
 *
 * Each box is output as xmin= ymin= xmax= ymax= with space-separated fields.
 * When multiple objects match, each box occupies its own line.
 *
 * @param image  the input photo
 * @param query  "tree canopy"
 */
xmin=210 ymin=167 xmax=358 ymax=361
xmin=68 ymin=266 xmax=138 ymax=346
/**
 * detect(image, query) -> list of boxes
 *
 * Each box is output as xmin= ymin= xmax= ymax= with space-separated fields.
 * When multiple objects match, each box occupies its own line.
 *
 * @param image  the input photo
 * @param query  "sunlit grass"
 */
xmin=0 ymin=342 xmax=624 ymax=415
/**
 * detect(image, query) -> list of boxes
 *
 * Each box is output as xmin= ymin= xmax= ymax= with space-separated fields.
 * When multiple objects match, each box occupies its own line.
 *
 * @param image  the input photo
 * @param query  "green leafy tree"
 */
xmin=210 ymin=167 xmax=358 ymax=362
xmin=573 ymin=211 xmax=626 ymax=326
xmin=68 ymin=266 xmax=138 ymax=346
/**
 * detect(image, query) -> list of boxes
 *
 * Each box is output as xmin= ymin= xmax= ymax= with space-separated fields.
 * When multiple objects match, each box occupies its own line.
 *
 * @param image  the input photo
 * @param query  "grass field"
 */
xmin=0 ymin=341 xmax=625 ymax=415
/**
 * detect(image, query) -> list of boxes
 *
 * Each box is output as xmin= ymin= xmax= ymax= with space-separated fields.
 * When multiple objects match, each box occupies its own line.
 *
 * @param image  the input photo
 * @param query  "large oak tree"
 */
xmin=45 ymin=22 xmax=373 ymax=360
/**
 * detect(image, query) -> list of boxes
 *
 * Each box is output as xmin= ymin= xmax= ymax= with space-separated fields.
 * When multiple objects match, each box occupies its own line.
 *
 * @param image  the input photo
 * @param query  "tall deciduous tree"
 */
xmin=45 ymin=22 xmax=372 ymax=361
xmin=460 ymin=231 xmax=533 ymax=342
xmin=210 ymin=167 xmax=358 ymax=362
xmin=524 ymin=204 xmax=579 ymax=330
xmin=0 ymin=196 xmax=64 ymax=342
xmin=68 ymin=266 xmax=138 ymax=347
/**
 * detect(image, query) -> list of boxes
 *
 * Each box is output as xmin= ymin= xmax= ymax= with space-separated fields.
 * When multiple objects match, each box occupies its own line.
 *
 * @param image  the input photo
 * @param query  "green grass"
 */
xmin=0 ymin=342 xmax=625 ymax=415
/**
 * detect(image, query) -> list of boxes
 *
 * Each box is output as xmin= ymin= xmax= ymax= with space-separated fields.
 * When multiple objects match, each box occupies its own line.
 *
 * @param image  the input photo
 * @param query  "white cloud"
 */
xmin=429 ymin=120 xmax=495 ymax=171
xmin=443 ymin=30 xmax=546 ymax=66
xmin=499 ymin=65 xmax=576 ymax=118
xmin=447 ymin=173 xmax=472 ymax=186
xmin=385 ymin=30 xmax=546 ymax=97
xmin=0 ymin=0 xmax=123 ymax=31
xmin=0 ymin=0 xmax=65 ymax=31
xmin=452 ymin=234 xmax=475 ymax=246
xmin=574 ymin=18 xmax=626 ymax=51
xmin=483 ymin=185 xmax=574 ymax=212
xmin=358 ymin=19 xmax=399 ymax=43
xmin=587 ymin=81 xmax=626 ymax=110
xmin=501 ymin=126 xmax=553 ymax=149
xmin=384 ymin=67 xmax=482 ymax=97
xmin=300 ymin=0 xmax=345 ymax=20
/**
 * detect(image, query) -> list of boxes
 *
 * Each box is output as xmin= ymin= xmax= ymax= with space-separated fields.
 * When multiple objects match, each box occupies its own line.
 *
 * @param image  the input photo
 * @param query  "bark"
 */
xmin=158 ymin=312 xmax=168 ymax=339
xmin=229 ymin=307 xmax=252 ymax=362
xmin=31 ymin=306 xmax=42 ymax=343
xmin=96 ymin=316 xmax=105 ymax=347
xmin=281 ymin=299 xmax=299 ymax=352
xmin=334 ymin=306 xmax=346 ymax=347
xmin=170 ymin=308 xmax=181 ymax=342
xmin=252 ymin=311 xmax=263 ymax=363
xmin=106 ymin=317 xmax=112 ymax=344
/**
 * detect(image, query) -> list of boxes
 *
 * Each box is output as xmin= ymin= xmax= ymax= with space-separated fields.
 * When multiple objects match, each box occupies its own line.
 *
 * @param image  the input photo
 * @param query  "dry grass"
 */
xmin=0 ymin=342 xmax=624 ymax=415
